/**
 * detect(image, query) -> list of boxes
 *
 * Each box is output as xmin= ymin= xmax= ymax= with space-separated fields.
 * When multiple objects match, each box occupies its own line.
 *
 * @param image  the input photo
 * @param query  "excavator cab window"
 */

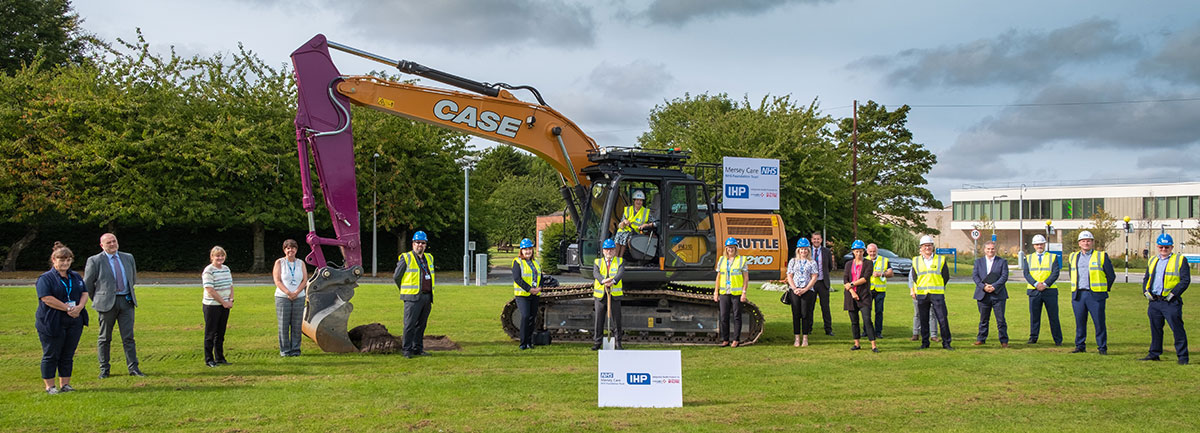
xmin=579 ymin=181 xmax=610 ymax=269
xmin=615 ymin=180 xmax=660 ymax=264
xmin=664 ymin=181 xmax=717 ymax=268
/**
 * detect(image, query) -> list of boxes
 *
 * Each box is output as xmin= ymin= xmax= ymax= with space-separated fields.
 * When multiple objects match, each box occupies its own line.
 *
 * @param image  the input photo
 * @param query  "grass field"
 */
xmin=1 ymin=281 xmax=1196 ymax=432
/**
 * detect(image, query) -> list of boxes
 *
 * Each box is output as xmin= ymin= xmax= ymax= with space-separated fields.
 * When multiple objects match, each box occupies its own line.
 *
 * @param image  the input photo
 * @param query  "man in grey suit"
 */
xmin=83 ymin=233 xmax=144 ymax=378
xmin=972 ymin=241 xmax=1009 ymax=347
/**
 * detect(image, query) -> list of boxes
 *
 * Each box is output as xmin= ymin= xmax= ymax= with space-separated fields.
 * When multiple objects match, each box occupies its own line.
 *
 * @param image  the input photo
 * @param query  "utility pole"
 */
xmin=851 ymin=100 xmax=859 ymax=239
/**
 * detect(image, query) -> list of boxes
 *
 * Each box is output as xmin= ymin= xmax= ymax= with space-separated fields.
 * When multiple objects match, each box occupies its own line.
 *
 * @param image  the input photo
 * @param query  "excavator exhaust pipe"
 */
xmin=302 ymin=265 xmax=362 ymax=353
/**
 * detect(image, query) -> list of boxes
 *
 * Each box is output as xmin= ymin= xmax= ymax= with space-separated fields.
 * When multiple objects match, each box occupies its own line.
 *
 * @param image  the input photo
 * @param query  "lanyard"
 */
xmin=61 ymin=276 xmax=73 ymax=300
xmin=414 ymin=254 xmax=431 ymax=276
xmin=286 ymin=259 xmax=298 ymax=284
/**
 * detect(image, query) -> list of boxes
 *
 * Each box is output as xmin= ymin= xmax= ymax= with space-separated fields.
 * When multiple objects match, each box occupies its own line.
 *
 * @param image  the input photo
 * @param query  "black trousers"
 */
xmin=403 ymin=293 xmax=433 ymax=354
xmin=976 ymin=296 xmax=1008 ymax=344
xmin=202 ymin=304 xmax=231 ymax=363
xmin=1148 ymin=300 xmax=1188 ymax=361
xmin=814 ymin=279 xmax=833 ymax=333
xmin=917 ymin=294 xmax=952 ymax=347
xmin=789 ymin=290 xmax=818 ymax=335
xmin=849 ymin=304 xmax=875 ymax=341
xmin=593 ymin=295 xmax=622 ymax=344
xmin=871 ymin=291 xmax=886 ymax=338
xmin=718 ymin=294 xmax=743 ymax=342
xmin=39 ymin=322 xmax=84 ymax=379
xmin=514 ymin=295 xmax=539 ymax=347
xmin=1028 ymin=289 xmax=1063 ymax=344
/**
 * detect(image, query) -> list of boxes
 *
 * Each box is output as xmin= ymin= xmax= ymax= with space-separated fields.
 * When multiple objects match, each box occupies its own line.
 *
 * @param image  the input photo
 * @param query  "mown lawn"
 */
xmin=0 ymin=281 xmax=1195 ymax=432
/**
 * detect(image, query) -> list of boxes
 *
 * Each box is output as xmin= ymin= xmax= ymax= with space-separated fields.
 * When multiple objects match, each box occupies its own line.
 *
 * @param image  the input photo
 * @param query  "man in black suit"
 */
xmin=972 ymin=241 xmax=1009 ymax=347
xmin=810 ymin=232 xmax=835 ymax=336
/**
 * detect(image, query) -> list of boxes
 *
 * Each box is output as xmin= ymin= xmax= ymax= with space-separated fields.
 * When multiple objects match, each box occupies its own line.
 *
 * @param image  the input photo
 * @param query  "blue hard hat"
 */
xmin=412 ymin=231 xmax=428 ymax=242
xmin=519 ymin=238 xmax=534 ymax=249
xmin=725 ymin=237 xmax=738 ymax=247
xmin=602 ymin=239 xmax=616 ymax=249
xmin=1157 ymin=233 xmax=1174 ymax=246
xmin=796 ymin=238 xmax=811 ymax=248
xmin=851 ymin=240 xmax=866 ymax=250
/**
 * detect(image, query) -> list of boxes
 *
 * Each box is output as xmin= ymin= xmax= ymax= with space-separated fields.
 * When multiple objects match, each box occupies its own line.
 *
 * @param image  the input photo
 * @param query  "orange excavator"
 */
xmin=291 ymin=35 xmax=788 ymax=350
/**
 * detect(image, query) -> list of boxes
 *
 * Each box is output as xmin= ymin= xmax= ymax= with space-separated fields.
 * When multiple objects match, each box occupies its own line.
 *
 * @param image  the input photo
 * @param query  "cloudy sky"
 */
xmin=74 ymin=0 xmax=1200 ymax=203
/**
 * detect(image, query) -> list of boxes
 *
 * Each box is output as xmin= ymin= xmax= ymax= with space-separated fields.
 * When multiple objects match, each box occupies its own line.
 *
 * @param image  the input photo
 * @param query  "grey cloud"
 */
xmin=637 ymin=0 xmax=829 ymax=26
xmin=1137 ymin=21 xmax=1200 ymax=84
xmin=332 ymin=0 xmax=596 ymax=48
xmin=1136 ymin=144 xmax=1200 ymax=170
xmin=945 ymin=81 xmax=1200 ymax=161
xmin=856 ymin=18 xmax=1141 ymax=88
xmin=587 ymin=60 xmax=673 ymax=99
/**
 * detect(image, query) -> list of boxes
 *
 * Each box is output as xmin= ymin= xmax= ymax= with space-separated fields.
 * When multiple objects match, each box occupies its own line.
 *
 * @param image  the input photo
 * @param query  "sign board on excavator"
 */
xmin=722 ymin=157 xmax=780 ymax=210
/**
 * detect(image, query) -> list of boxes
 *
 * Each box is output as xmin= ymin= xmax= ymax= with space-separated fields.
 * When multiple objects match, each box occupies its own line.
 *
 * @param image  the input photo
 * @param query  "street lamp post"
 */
xmin=991 ymin=194 xmax=1008 ymax=242
xmin=463 ymin=162 xmax=471 ymax=285
xmin=372 ymin=153 xmax=379 ymax=277
xmin=1018 ymin=184 xmax=1026 ymax=268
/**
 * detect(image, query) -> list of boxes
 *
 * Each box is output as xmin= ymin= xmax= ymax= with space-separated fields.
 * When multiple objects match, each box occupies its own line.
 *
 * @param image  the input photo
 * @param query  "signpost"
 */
xmin=970 ymin=229 xmax=981 ymax=263
xmin=935 ymin=247 xmax=958 ymax=273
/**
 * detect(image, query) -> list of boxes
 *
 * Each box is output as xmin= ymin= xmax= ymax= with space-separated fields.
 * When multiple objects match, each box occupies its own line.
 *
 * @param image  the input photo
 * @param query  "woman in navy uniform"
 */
xmin=512 ymin=238 xmax=542 ymax=350
xmin=35 ymin=244 xmax=89 ymax=394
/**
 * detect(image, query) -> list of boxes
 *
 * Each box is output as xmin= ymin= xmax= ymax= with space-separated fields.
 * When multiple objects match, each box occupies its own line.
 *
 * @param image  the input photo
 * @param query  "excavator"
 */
xmin=290 ymin=34 xmax=788 ymax=351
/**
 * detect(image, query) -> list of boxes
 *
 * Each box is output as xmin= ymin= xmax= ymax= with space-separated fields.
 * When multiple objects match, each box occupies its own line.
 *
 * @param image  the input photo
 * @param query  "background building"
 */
xmin=923 ymin=181 xmax=1199 ymax=258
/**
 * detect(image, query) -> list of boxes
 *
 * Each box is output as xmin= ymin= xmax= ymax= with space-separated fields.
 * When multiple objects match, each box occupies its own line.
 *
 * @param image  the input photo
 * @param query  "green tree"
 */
xmin=638 ymin=93 xmax=851 ymax=243
xmin=1186 ymin=226 xmax=1200 ymax=248
xmin=483 ymin=171 xmax=563 ymax=247
xmin=0 ymin=0 xmax=96 ymax=74
xmin=832 ymin=101 xmax=942 ymax=234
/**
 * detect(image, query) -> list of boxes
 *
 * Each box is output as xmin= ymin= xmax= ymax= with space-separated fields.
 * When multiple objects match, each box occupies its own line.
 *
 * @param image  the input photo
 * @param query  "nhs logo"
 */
xmin=600 ymin=372 xmax=614 ymax=379
xmin=760 ymin=166 xmax=779 ymax=176
xmin=726 ymin=184 xmax=749 ymax=199
xmin=627 ymin=373 xmax=651 ymax=385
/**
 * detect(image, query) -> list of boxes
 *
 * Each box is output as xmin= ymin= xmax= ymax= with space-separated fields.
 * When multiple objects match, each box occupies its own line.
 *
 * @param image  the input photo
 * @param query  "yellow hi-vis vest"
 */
xmin=912 ymin=254 xmax=946 ymax=295
xmin=1068 ymin=251 xmax=1108 ymax=293
xmin=1026 ymin=252 xmax=1057 ymax=290
xmin=1145 ymin=253 xmax=1185 ymax=297
xmin=870 ymin=256 xmax=889 ymax=292
xmin=398 ymin=251 xmax=435 ymax=296
xmin=620 ymin=206 xmax=650 ymax=232
xmin=513 ymin=258 xmax=541 ymax=296
xmin=593 ymin=257 xmax=624 ymax=298
xmin=717 ymin=255 xmax=748 ymax=295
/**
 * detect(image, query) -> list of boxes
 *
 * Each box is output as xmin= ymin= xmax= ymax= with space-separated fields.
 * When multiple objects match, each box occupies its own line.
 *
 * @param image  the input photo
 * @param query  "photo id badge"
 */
xmin=67 ymin=301 xmax=77 ymax=308
xmin=424 ymin=274 xmax=432 ymax=280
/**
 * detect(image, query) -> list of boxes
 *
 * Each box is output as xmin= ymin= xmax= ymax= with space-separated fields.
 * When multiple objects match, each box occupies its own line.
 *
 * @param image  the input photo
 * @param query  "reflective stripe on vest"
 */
xmin=912 ymin=254 xmax=946 ymax=295
xmin=1144 ymin=253 xmax=1184 ymax=297
xmin=1026 ymin=253 xmax=1057 ymax=290
xmin=718 ymin=255 xmax=747 ymax=295
xmin=398 ymin=252 xmax=435 ymax=296
xmin=1068 ymin=251 xmax=1108 ymax=293
xmin=593 ymin=257 xmax=624 ymax=298
xmin=870 ymin=256 xmax=889 ymax=292
xmin=513 ymin=258 xmax=541 ymax=296
xmin=621 ymin=206 xmax=650 ymax=232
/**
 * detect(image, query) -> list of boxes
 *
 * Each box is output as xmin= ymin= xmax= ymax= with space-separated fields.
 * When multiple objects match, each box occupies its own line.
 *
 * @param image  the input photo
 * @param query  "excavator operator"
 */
xmin=614 ymin=190 xmax=655 ymax=259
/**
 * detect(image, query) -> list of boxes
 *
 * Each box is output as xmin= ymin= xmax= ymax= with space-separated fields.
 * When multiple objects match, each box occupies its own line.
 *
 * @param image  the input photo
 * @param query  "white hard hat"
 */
xmin=1031 ymin=234 xmax=1047 ymax=244
xmin=1078 ymin=230 xmax=1094 ymax=241
xmin=632 ymin=190 xmax=646 ymax=200
xmin=919 ymin=235 xmax=934 ymax=245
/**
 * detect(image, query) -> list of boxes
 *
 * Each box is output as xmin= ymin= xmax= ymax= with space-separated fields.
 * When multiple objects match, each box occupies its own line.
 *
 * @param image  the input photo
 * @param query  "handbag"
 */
xmin=780 ymin=289 xmax=791 ymax=305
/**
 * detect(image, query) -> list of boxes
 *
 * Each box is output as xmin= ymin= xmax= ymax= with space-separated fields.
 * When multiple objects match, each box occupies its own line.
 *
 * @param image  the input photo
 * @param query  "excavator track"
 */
xmin=501 ymin=282 xmax=764 ymax=346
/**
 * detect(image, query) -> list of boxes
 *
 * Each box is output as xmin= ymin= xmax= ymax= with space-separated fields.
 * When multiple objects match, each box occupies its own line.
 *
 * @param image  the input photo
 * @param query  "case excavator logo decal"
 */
xmin=433 ymin=99 xmax=523 ymax=138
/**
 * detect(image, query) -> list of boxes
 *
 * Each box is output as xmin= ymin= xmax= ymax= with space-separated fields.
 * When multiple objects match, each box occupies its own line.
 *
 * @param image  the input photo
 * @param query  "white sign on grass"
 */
xmin=722 ymin=157 xmax=780 ymax=210
xmin=597 ymin=350 xmax=682 ymax=408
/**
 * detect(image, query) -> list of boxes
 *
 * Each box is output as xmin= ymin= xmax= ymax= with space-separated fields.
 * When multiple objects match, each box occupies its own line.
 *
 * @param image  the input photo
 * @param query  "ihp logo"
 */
xmin=726 ymin=184 xmax=749 ymax=199
xmin=760 ymin=166 xmax=779 ymax=176
xmin=627 ymin=373 xmax=651 ymax=385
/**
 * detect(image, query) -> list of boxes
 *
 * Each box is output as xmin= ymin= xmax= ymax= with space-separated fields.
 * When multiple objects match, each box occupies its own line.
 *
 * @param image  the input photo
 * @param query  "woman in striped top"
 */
xmin=201 ymin=246 xmax=234 ymax=367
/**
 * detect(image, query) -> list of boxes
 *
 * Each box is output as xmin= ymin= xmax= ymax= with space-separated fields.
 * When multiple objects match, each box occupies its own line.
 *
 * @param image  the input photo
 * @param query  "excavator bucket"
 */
xmin=302 ymin=266 xmax=362 ymax=353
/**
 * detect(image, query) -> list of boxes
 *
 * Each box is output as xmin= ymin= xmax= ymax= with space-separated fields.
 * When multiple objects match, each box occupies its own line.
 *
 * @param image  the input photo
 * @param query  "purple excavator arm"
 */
xmin=290 ymin=34 xmax=363 ymax=353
